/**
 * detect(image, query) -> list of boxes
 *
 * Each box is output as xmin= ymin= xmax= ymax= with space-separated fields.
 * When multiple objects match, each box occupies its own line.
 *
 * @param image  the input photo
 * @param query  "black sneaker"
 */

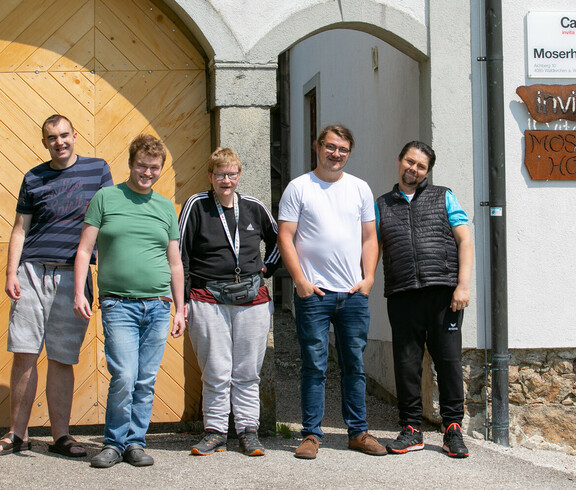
xmin=238 ymin=427 xmax=265 ymax=456
xmin=443 ymin=423 xmax=469 ymax=458
xmin=191 ymin=431 xmax=227 ymax=456
xmin=386 ymin=425 xmax=424 ymax=454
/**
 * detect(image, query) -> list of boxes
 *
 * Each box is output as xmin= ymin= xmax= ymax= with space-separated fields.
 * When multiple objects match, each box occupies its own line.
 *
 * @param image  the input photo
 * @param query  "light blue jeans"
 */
xmin=101 ymin=297 xmax=171 ymax=451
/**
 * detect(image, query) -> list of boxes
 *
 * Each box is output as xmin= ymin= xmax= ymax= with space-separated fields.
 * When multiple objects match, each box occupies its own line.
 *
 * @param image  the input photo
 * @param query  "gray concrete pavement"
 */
xmin=0 ymin=427 xmax=575 ymax=489
xmin=1 ymin=311 xmax=575 ymax=488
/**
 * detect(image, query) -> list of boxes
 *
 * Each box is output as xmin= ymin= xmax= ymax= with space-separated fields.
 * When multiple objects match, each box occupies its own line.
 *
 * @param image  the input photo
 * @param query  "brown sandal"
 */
xmin=48 ymin=435 xmax=87 ymax=458
xmin=0 ymin=432 xmax=31 ymax=455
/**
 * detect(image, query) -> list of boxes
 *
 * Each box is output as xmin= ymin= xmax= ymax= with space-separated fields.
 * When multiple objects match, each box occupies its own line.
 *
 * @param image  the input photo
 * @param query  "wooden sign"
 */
xmin=524 ymin=130 xmax=576 ymax=180
xmin=517 ymin=84 xmax=576 ymax=123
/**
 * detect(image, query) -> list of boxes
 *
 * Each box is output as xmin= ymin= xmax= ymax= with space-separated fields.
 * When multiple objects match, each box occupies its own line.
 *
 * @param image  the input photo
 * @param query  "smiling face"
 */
xmin=42 ymin=118 xmax=77 ymax=169
xmin=126 ymin=150 xmax=163 ymax=194
xmin=314 ymin=131 xmax=352 ymax=182
xmin=397 ymin=147 xmax=431 ymax=193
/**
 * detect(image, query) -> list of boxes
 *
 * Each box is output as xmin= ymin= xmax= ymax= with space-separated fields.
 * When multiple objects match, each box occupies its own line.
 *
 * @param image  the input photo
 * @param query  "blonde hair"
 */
xmin=207 ymin=147 xmax=242 ymax=173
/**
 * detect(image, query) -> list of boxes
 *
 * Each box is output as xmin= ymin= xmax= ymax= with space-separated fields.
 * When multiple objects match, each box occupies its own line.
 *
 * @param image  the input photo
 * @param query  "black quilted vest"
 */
xmin=376 ymin=179 xmax=459 ymax=297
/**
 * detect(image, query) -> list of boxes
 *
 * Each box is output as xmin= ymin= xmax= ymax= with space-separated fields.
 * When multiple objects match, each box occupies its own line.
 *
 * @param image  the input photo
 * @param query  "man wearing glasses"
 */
xmin=74 ymin=134 xmax=185 ymax=468
xmin=278 ymin=125 xmax=384 ymax=459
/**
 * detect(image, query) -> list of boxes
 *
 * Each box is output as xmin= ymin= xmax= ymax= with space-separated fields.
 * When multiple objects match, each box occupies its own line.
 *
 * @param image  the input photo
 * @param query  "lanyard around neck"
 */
xmin=213 ymin=192 xmax=241 ymax=281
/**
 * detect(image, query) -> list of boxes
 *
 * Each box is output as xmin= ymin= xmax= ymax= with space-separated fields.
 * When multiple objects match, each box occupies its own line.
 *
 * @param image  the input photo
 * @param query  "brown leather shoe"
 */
xmin=348 ymin=432 xmax=387 ymax=456
xmin=294 ymin=435 xmax=319 ymax=459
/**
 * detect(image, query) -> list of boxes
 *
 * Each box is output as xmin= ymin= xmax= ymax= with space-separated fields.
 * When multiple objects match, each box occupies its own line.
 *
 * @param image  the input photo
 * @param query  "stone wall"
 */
xmin=462 ymin=349 xmax=576 ymax=454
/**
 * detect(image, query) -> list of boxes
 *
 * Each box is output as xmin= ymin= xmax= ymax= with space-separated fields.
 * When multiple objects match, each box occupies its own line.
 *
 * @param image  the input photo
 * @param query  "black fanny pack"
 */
xmin=205 ymin=273 xmax=261 ymax=305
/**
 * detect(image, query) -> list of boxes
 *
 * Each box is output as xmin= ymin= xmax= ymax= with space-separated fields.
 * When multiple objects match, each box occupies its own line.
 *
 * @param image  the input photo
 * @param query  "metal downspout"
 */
xmin=484 ymin=0 xmax=510 ymax=446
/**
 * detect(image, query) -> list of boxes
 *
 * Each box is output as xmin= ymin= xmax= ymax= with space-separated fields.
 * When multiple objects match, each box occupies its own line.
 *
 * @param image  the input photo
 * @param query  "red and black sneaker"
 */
xmin=443 ymin=422 xmax=469 ymax=458
xmin=386 ymin=425 xmax=424 ymax=454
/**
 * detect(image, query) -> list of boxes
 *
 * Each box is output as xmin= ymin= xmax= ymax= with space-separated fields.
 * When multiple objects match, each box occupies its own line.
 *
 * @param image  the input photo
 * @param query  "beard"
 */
xmin=401 ymin=171 xmax=418 ymax=187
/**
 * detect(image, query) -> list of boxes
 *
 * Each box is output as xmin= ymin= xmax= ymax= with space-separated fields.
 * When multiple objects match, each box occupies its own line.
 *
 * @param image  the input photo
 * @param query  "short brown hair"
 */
xmin=207 ymin=147 xmax=242 ymax=173
xmin=42 ymin=114 xmax=74 ymax=138
xmin=129 ymin=134 xmax=167 ymax=166
xmin=317 ymin=124 xmax=355 ymax=150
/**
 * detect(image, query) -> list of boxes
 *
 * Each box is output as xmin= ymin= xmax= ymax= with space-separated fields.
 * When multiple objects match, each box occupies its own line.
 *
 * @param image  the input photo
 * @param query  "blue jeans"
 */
xmin=294 ymin=290 xmax=370 ymax=439
xmin=101 ymin=297 xmax=171 ymax=451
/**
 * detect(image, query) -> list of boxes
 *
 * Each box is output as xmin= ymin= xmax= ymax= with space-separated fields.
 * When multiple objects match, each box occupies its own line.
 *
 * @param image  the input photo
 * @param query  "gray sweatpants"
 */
xmin=188 ymin=299 xmax=273 ymax=433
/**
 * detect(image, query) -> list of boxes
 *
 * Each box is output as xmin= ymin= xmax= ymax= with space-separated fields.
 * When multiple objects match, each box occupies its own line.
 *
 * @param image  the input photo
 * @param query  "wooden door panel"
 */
xmin=0 ymin=0 xmax=59 ymax=62
xmin=53 ymin=72 xmax=96 ymax=114
xmin=0 ymin=80 xmax=53 ymax=157
xmin=95 ymin=71 xmax=167 ymax=145
xmin=104 ymin=0 xmax=203 ymax=70
xmin=20 ymin=72 xmax=96 ymax=147
xmin=52 ymin=30 xmax=95 ymax=72
xmin=0 ymin=146 xmax=24 ymax=194
xmin=0 ymin=188 xmax=17 ymax=240
xmin=94 ymin=30 xmax=138 ymax=72
xmin=96 ymin=0 xmax=166 ymax=70
xmin=0 ymin=0 xmax=208 ymax=427
xmin=70 ymin=371 xmax=100 ymax=425
xmin=0 ymin=0 xmax=87 ymax=71
xmin=20 ymin=1 xmax=94 ymax=72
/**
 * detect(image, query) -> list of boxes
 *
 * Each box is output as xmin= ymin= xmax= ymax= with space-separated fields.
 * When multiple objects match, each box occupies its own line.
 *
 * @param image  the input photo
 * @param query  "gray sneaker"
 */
xmin=191 ymin=431 xmax=227 ymax=456
xmin=238 ymin=427 xmax=265 ymax=456
xmin=90 ymin=446 xmax=123 ymax=468
xmin=123 ymin=444 xmax=154 ymax=466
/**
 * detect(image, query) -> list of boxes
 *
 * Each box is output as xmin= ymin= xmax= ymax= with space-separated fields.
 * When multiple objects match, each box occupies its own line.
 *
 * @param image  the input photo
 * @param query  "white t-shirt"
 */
xmin=278 ymin=171 xmax=375 ymax=292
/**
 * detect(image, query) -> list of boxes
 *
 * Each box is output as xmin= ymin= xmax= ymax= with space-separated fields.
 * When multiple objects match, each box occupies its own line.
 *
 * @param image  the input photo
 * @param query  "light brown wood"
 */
xmin=20 ymin=2 xmax=94 ymax=71
xmin=0 ymin=0 xmax=208 ymax=427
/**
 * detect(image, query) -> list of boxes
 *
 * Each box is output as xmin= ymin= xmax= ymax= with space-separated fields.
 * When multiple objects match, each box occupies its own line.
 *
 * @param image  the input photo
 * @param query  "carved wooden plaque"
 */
xmin=524 ymin=130 xmax=576 ymax=180
xmin=517 ymin=84 xmax=576 ymax=123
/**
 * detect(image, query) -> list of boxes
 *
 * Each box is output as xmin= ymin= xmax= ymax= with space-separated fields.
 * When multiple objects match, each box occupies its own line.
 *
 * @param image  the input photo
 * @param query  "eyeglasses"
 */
xmin=213 ymin=172 xmax=239 ymax=181
xmin=323 ymin=143 xmax=350 ymax=155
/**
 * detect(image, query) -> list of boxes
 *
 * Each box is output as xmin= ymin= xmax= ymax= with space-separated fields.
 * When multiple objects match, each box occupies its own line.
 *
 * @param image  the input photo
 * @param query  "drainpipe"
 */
xmin=484 ymin=0 xmax=510 ymax=446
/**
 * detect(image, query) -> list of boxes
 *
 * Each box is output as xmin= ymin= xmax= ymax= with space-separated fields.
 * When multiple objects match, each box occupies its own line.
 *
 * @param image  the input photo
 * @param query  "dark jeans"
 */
xmin=294 ymin=290 xmax=370 ymax=439
xmin=387 ymin=286 xmax=464 ymax=428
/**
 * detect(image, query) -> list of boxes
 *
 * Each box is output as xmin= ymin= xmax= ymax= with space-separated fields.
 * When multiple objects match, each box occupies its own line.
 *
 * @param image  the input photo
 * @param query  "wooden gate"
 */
xmin=0 ymin=0 xmax=210 ymax=427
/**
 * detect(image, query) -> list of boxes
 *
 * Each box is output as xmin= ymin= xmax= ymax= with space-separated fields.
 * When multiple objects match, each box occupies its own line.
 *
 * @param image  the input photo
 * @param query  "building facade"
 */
xmin=0 ymin=0 xmax=574 ymax=452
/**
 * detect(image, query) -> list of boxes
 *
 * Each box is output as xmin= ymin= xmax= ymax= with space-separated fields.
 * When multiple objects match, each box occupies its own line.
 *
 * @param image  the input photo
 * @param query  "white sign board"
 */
xmin=527 ymin=11 xmax=576 ymax=78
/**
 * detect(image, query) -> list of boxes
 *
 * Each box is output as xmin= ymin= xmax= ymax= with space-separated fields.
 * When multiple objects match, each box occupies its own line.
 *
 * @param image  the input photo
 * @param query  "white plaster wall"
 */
xmin=502 ymin=1 xmax=576 ymax=348
xmin=427 ymin=2 xmax=478 ymax=349
xmin=210 ymin=0 xmax=322 ymax=52
xmin=166 ymin=0 xmax=428 ymax=63
xmin=289 ymin=29 xmax=420 ymax=342
xmin=210 ymin=0 xmax=426 ymax=53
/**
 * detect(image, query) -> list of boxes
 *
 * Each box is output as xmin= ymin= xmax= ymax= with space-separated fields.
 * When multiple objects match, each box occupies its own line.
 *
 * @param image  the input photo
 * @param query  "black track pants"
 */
xmin=387 ymin=286 xmax=464 ymax=428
